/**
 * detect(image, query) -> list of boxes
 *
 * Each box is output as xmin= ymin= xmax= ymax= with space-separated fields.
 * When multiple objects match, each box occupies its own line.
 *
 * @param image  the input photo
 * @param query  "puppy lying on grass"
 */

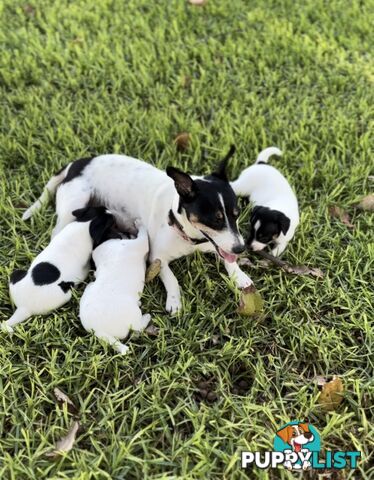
xmin=3 ymin=206 xmax=114 ymax=333
xmin=79 ymin=220 xmax=151 ymax=354
xmin=231 ymin=147 xmax=299 ymax=256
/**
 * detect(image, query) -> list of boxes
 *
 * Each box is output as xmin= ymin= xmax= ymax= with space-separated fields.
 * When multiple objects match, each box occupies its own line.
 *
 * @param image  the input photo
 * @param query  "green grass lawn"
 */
xmin=0 ymin=0 xmax=373 ymax=478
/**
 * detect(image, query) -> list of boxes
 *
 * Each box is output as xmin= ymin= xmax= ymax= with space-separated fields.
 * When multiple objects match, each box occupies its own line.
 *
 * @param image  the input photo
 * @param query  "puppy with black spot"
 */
xmin=3 ymin=206 xmax=114 ymax=332
xmin=231 ymin=147 xmax=299 ymax=256
xmin=79 ymin=220 xmax=150 ymax=355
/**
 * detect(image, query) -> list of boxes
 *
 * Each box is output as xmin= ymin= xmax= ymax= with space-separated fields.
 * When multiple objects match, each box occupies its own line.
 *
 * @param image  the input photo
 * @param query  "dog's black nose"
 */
xmin=232 ymin=244 xmax=246 ymax=254
xmin=304 ymin=432 xmax=313 ymax=439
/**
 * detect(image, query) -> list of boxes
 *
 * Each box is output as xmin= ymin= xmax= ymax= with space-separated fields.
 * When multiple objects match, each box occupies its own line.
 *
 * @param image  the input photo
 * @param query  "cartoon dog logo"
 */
xmin=276 ymin=421 xmax=315 ymax=470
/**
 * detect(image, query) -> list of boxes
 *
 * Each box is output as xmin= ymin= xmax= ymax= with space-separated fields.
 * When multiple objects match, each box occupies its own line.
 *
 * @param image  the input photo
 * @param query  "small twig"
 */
xmin=254 ymin=249 xmax=288 ymax=268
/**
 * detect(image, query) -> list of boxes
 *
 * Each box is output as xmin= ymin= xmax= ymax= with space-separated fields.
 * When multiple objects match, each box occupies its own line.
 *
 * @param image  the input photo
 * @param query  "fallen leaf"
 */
xmin=188 ymin=0 xmax=207 ymax=5
xmin=46 ymin=421 xmax=79 ymax=458
xmin=329 ymin=206 xmax=354 ymax=228
xmin=145 ymin=324 xmax=159 ymax=336
xmin=23 ymin=4 xmax=36 ymax=16
xmin=285 ymin=265 xmax=324 ymax=279
xmin=357 ymin=193 xmax=374 ymax=211
xmin=145 ymin=259 xmax=161 ymax=283
xmin=318 ymin=376 xmax=344 ymax=411
xmin=53 ymin=388 xmax=77 ymax=413
xmin=237 ymin=286 xmax=264 ymax=316
xmin=174 ymin=132 xmax=190 ymax=152
xmin=250 ymin=251 xmax=325 ymax=279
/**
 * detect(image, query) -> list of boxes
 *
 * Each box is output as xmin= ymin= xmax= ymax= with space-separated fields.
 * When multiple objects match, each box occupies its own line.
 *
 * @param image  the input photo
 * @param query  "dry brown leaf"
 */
xmin=145 ymin=259 xmax=161 ymax=283
xmin=357 ymin=193 xmax=374 ymax=211
xmin=46 ymin=421 xmax=79 ymax=458
xmin=329 ymin=205 xmax=354 ymax=228
xmin=174 ymin=132 xmax=190 ymax=152
xmin=188 ymin=0 xmax=207 ymax=5
xmin=53 ymin=388 xmax=77 ymax=412
xmin=284 ymin=264 xmax=324 ymax=279
xmin=318 ymin=376 xmax=344 ymax=411
xmin=145 ymin=324 xmax=159 ymax=336
xmin=250 ymin=251 xmax=325 ymax=279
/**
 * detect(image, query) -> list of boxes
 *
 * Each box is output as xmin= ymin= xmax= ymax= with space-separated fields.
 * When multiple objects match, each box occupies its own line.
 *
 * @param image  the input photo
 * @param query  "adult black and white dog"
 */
xmin=22 ymin=147 xmax=251 ymax=313
xmin=3 ymin=206 xmax=114 ymax=332
xmin=231 ymin=147 xmax=299 ymax=256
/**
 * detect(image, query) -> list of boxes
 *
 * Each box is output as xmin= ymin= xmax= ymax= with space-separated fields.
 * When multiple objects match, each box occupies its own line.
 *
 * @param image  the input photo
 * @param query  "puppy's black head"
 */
xmin=166 ymin=145 xmax=245 ymax=262
xmin=72 ymin=206 xmax=115 ymax=248
xmin=247 ymin=206 xmax=290 ymax=251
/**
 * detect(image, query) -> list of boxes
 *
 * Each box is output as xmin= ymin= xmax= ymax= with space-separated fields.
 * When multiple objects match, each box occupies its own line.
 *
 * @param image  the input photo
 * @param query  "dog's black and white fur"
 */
xmin=79 ymin=221 xmax=150 ymax=355
xmin=3 ymin=206 xmax=114 ymax=332
xmin=231 ymin=147 xmax=299 ymax=256
xmin=22 ymin=147 xmax=251 ymax=313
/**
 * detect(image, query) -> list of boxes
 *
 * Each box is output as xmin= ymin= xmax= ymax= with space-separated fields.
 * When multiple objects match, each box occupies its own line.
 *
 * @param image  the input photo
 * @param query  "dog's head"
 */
xmin=246 ymin=206 xmax=290 ymax=252
xmin=72 ymin=206 xmax=116 ymax=249
xmin=167 ymin=146 xmax=245 ymax=263
xmin=276 ymin=422 xmax=314 ymax=453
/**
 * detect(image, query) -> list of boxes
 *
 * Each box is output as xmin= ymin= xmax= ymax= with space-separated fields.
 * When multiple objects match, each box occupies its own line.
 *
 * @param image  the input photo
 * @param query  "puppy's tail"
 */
xmin=255 ymin=147 xmax=282 ymax=164
xmin=22 ymin=164 xmax=71 ymax=220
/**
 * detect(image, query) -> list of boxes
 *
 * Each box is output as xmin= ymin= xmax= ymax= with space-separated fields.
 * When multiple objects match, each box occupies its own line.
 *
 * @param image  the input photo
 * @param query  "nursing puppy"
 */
xmin=79 ymin=221 xmax=150 ymax=354
xmin=3 ymin=206 xmax=114 ymax=332
xmin=22 ymin=147 xmax=251 ymax=313
xmin=231 ymin=147 xmax=299 ymax=256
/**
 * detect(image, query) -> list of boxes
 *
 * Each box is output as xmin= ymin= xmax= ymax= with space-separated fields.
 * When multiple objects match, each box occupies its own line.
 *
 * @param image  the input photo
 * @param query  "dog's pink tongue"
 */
xmin=219 ymin=248 xmax=237 ymax=263
xmin=294 ymin=443 xmax=301 ymax=453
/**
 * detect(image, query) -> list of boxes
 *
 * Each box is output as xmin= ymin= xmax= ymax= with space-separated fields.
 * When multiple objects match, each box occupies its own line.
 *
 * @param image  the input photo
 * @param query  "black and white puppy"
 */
xmin=22 ymin=147 xmax=251 ymax=313
xmin=79 ymin=221 xmax=150 ymax=355
xmin=3 ymin=206 xmax=114 ymax=332
xmin=231 ymin=147 xmax=299 ymax=256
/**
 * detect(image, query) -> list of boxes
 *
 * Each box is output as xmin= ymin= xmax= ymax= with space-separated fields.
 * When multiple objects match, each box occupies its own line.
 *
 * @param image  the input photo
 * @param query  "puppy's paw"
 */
xmin=1 ymin=322 xmax=14 ymax=333
xmin=166 ymin=295 xmax=181 ymax=314
xmin=116 ymin=343 xmax=129 ymax=355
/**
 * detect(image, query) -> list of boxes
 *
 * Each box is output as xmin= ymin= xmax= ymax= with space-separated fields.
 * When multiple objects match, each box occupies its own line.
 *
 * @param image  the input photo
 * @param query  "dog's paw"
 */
xmin=116 ymin=343 xmax=129 ymax=355
xmin=166 ymin=295 xmax=181 ymax=314
xmin=1 ymin=322 xmax=14 ymax=333
xmin=235 ymin=270 xmax=253 ymax=289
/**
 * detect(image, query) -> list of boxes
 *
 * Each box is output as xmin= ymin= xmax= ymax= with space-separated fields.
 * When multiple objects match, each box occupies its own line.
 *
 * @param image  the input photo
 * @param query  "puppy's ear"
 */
xmin=276 ymin=426 xmax=292 ymax=445
xmin=211 ymin=145 xmax=236 ymax=181
xmin=250 ymin=206 xmax=264 ymax=224
xmin=166 ymin=166 xmax=197 ymax=200
xmin=277 ymin=212 xmax=290 ymax=235
xmin=72 ymin=207 xmax=90 ymax=220
xmin=89 ymin=214 xmax=115 ymax=248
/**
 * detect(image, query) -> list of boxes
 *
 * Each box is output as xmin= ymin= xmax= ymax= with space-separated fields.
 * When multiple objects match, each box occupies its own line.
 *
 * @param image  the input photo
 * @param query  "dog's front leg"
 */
xmin=224 ymin=261 xmax=253 ymax=289
xmin=159 ymin=263 xmax=181 ymax=314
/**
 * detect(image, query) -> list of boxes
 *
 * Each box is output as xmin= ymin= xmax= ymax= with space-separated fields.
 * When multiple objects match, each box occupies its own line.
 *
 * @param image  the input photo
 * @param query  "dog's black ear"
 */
xmin=166 ymin=166 xmax=197 ymax=200
xmin=211 ymin=145 xmax=236 ymax=181
xmin=72 ymin=207 xmax=90 ymax=220
xmin=250 ymin=206 xmax=264 ymax=224
xmin=277 ymin=212 xmax=290 ymax=235
xmin=89 ymin=214 xmax=116 ymax=248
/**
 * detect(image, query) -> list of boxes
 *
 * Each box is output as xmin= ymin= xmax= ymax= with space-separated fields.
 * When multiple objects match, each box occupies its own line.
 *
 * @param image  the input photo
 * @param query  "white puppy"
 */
xmin=231 ymin=147 xmax=299 ymax=256
xmin=3 ymin=206 xmax=114 ymax=332
xmin=79 ymin=222 xmax=150 ymax=354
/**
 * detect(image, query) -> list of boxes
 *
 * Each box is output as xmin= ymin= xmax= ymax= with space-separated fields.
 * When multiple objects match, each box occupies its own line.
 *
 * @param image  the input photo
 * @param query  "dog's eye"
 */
xmin=216 ymin=211 xmax=224 ymax=220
